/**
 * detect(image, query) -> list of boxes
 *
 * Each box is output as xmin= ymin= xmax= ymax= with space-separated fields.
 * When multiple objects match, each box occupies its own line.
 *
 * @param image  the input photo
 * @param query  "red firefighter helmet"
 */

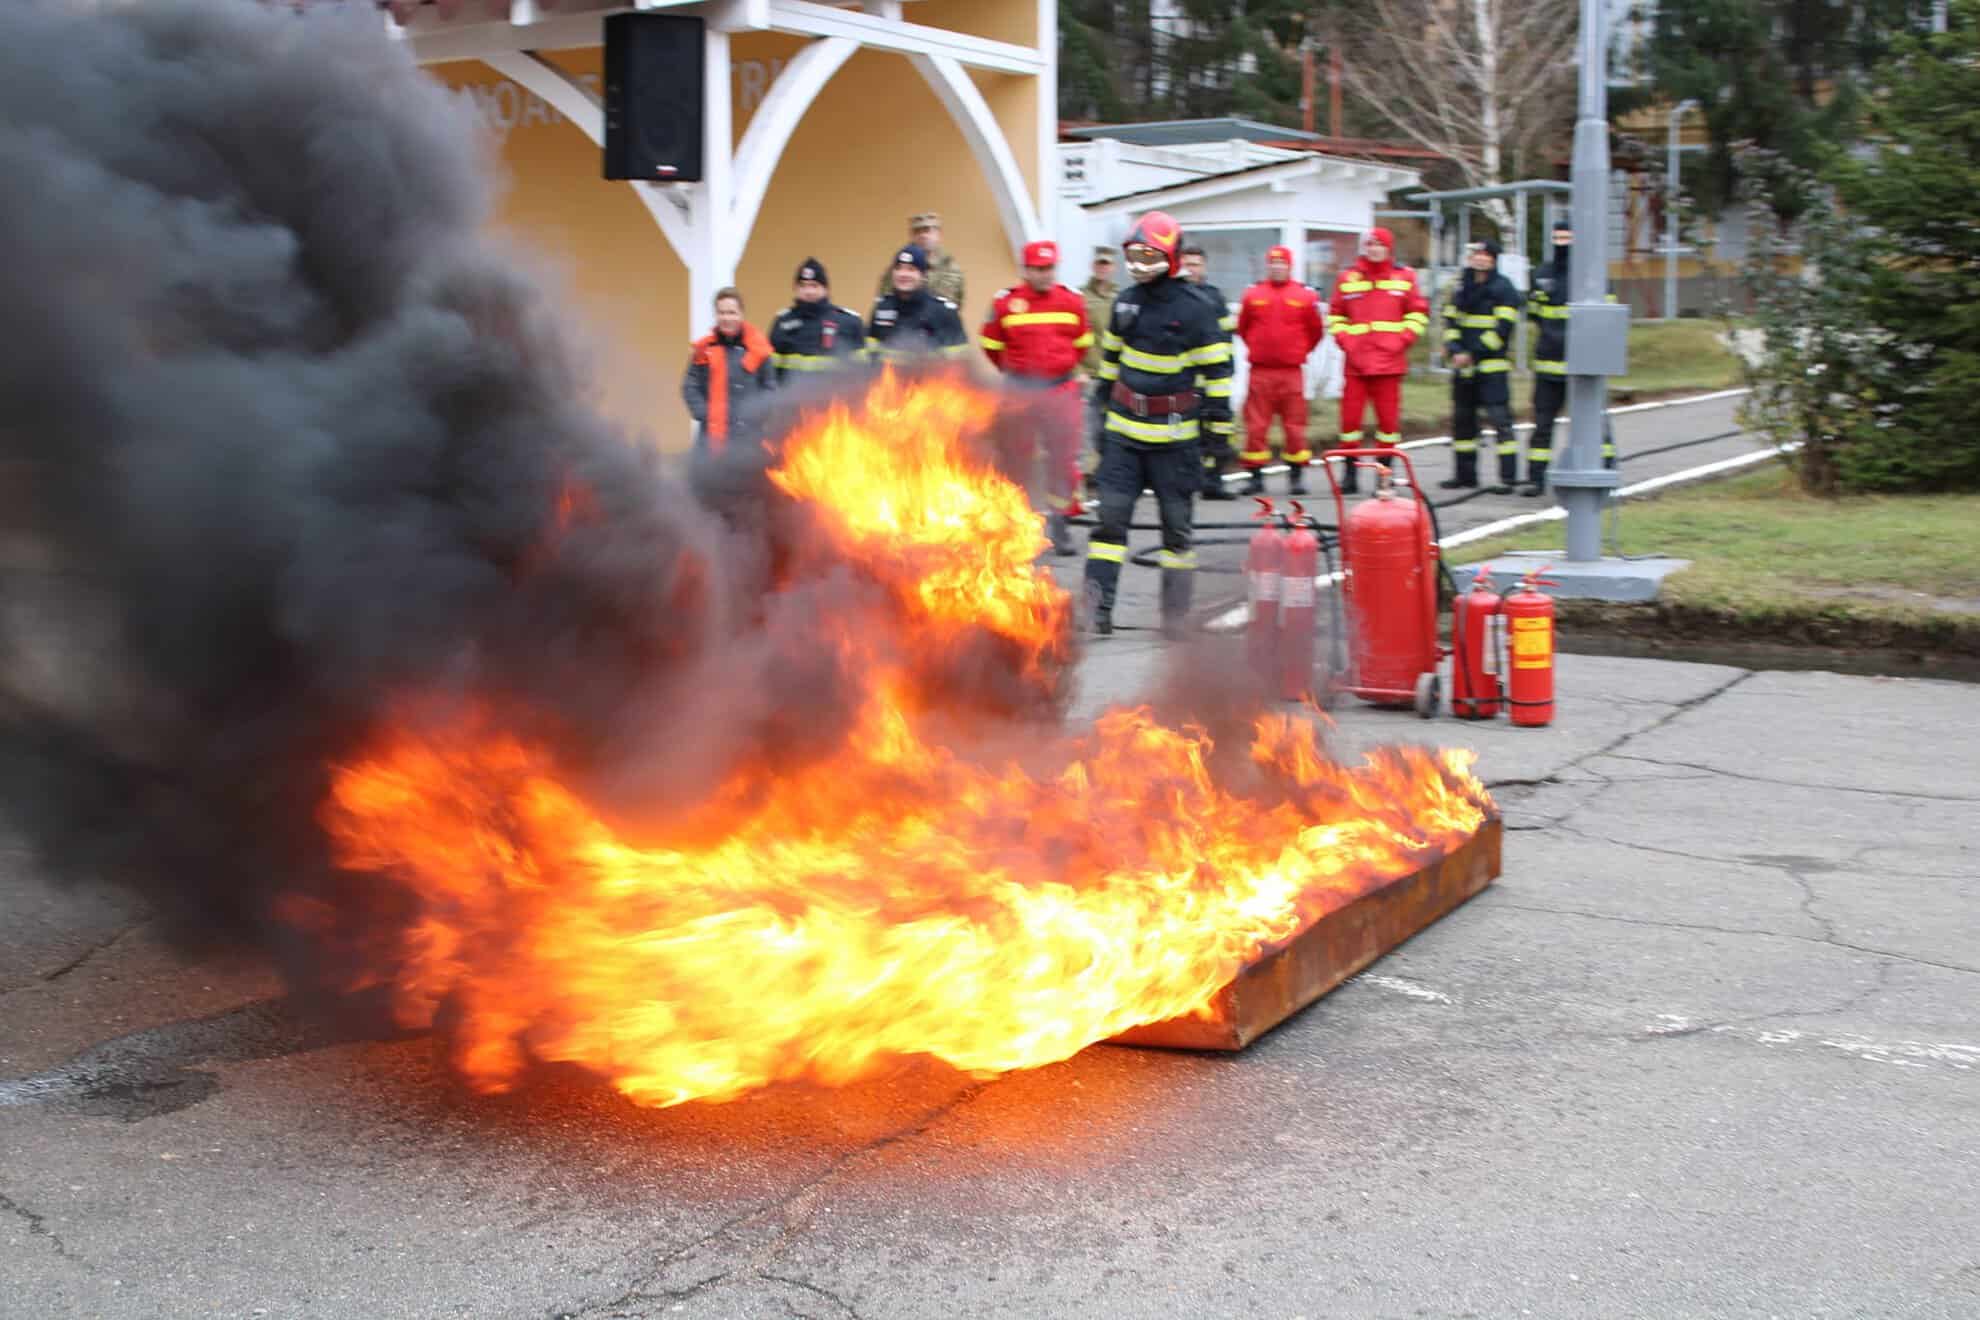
xmin=1122 ymin=210 xmax=1184 ymax=279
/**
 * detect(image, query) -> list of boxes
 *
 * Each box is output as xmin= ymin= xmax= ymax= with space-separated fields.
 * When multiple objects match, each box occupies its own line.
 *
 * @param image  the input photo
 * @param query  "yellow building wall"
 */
xmin=427 ymin=21 xmax=1039 ymax=453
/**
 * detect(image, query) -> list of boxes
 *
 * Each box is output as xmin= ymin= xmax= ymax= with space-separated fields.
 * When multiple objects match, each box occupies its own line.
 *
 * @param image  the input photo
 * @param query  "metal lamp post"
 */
xmin=1664 ymin=99 xmax=1698 ymax=320
xmin=1554 ymin=0 xmax=1629 ymax=562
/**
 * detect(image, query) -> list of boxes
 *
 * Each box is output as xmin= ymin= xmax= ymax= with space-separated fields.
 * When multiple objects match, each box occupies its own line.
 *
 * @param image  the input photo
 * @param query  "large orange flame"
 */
xmin=303 ymin=369 xmax=1490 ymax=1107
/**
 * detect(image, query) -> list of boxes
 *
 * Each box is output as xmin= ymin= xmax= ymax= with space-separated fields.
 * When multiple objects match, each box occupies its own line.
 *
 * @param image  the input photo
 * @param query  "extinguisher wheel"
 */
xmin=1413 ymin=671 xmax=1440 ymax=720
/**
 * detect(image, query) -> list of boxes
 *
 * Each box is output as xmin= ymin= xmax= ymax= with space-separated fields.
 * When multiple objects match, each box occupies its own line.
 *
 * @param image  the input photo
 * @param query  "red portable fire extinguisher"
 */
xmin=1503 ymin=566 xmax=1559 ymax=727
xmin=1278 ymin=502 xmax=1319 ymax=702
xmin=1245 ymin=498 xmax=1283 ymax=686
xmin=1452 ymin=567 xmax=1504 ymax=719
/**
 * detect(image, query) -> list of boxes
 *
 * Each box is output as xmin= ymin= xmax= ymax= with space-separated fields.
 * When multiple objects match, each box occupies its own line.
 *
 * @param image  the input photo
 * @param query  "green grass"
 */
xmin=1450 ymin=468 xmax=1980 ymax=642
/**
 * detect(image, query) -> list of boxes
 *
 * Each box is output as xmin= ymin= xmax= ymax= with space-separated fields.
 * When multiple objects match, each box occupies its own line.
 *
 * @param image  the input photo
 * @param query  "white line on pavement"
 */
xmin=1204 ymin=441 xmax=1791 ymax=633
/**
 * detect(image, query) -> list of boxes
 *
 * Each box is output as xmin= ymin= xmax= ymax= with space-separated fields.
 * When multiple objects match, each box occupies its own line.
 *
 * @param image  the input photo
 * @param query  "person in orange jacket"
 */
xmin=981 ymin=240 xmax=1094 ymax=556
xmin=1236 ymin=244 xmax=1326 ymax=495
xmin=682 ymin=286 xmax=776 ymax=457
xmin=1326 ymin=227 xmax=1429 ymax=493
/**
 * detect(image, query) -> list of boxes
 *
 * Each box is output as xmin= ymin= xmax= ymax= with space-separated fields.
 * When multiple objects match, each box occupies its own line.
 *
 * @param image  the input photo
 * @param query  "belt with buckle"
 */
xmin=1111 ymin=383 xmax=1196 ymax=417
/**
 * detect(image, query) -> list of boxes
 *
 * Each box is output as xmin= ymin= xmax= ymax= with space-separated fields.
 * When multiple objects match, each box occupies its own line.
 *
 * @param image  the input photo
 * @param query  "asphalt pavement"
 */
xmin=4 ymin=387 xmax=1977 ymax=1319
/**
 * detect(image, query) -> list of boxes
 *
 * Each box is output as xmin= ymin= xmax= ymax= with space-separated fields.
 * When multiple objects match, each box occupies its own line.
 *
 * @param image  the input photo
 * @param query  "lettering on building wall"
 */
xmin=461 ymin=59 xmax=787 ymax=139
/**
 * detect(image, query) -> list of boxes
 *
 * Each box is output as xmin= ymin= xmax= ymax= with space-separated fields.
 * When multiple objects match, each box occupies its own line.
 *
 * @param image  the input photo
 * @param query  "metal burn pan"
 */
xmin=1110 ymin=814 xmax=1502 ymax=1051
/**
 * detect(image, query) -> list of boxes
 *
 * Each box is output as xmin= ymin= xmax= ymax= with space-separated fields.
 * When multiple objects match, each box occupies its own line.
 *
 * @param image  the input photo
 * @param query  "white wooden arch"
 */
xmin=435 ymin=2 xmax=1052 ymax=337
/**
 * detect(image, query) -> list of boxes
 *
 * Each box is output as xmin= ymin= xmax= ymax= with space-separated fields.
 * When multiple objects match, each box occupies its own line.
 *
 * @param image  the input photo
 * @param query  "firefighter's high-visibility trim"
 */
xmin=1376 ymin=431 xmax=1402 ymax=444
xmin=1087 ymin=541 xmax=1127 ymax=563
xmin=1239 ymin=447 xmax=1271 ymax=462
xmin=1498 ymin=438 xmax=1520 ymax=454
xmin=1101 ymin=330 xmax=1126 ymax=350
xmin=1185 ymin=341 xmax=1234 ymax=365
xmin=940 ymin=343 xmax=972 ymax=358
xmin=1480 ymin=357 xmax=1511 ymax=373
xmin=1338 ymin=279 xmax=1373 ymax=293
xmin=1444 ymin=327 xmax=1463 ymax=341
xmin=1481 ymin=330 xmax=1504 ymax=350
xmin=1284 ymin=448 xmax=1312 ymax=463
xmin=1073 ymin=331 xmax=1095 ymax=349
xmin=774 ymin=354 xmax=844 ymax=371
xmin=1403 ymin=312 xmax=1429 ymax=329
xmin=1205 ymin=419 xmax=1235 ymax=435
xmin=1453 ymin=438 xmax=1478 ymax=452
xmin=1218 ymin=314 xmax=1237 ymax=332
xmin=1097 ymin=361 xmax=1120 ymax=380
xmin=1004 ymin=311 xmax=1080 ymax=328
xmin=1532 ymin=304 xmax=1571 ymax=319
xmin=864 ymin=337 xmax=882 ymax=351
xmin=1120 ymin=345 xmax=1187 ymax=373
xmin=979 ymin=335 xmax=1007 ymax=350
xmin=1496 ymin=305 xmax=1521 ymax=321
xmin=1199 ymin=377 xmax=1234 ymax=398
xmin=1528 ymin=446 xmax=1552 ymax=460
xmin=1106 ymin=412 xmax=1201 ymax=443
xmin=1534 ymin=360 xmax=1566 ymax=374
xmin=1456 ymin=313 xmax=1499 ymax=328
xmin=1158 ymin=549 xmax=1198 ymax=570
xmin=1339 ymin=429 xmax=1364 ymax=442
xmin=1376 ymin=279 xmax=1415 ymax=292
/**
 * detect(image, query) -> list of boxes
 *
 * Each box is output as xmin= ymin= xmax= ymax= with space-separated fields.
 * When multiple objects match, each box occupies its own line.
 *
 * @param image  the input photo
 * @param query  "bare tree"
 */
xmin=1326 ymin=0 xmax=1578 ymax=230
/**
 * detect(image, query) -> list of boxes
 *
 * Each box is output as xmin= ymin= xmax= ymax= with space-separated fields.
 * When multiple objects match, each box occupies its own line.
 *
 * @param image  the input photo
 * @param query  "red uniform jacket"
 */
xmin=1327 ymin=260 xmax=1430 ymax=377
xmin=1236 ymin=278 xmax=1325 ymax=369
xmin=979 ymin=283 xmax=1092 ymax=379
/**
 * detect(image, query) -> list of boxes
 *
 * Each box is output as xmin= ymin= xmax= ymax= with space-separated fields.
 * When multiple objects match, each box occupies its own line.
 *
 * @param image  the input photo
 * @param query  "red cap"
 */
xmin=1267 ymin=245 xmax=1294 ymax=265
xmin=1022 ymin=240 xmax=1059 ymax=268
xmin=1366 ymin=226 xmax=1396 ymax=247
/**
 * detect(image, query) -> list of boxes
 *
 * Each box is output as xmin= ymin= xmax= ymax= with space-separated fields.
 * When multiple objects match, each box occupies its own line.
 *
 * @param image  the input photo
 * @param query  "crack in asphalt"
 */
xmin=1486 ymin=900 xmax=1980 ymax=977
xmin=761 ymin=1271 xmax=866 ymax=1319
xmin=0 ymin=920 xmax=146 ymax=1000
xmin=547 ymin=1083 xmax=990 ymax=1320
xmin=0 ymin=1189 xmax=90 ymax=1270
xmin=1606 ymin=753 xmax=1980 ymax=803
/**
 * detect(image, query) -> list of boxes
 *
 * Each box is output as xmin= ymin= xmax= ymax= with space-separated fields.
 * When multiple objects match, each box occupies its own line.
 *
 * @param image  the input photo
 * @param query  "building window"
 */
xmin=1187 ymin=226 xmax=1279 ymax=296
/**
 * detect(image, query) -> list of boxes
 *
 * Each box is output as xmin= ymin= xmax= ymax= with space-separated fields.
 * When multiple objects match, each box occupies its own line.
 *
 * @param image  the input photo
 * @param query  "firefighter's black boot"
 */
xmin=1243 ymin=469 xmax=1265 ymax=497
xmin=1338 ymin=460 xmax=1359 ymax=496
xmin=1159 ymin=567 xmax=1194 ymax=640
xmin=1520 ymin=458 xmax=1548 ymax=498
xmin=1439 ymin=445 xmax=1479 ymax=489
xmin=1287 ymin=464 xmax=1307 ymax=495
xmin=1082 ymin=560 xmax=1119 ymax=636
xmin=1491 ymin=434 xmax=1519 ymax=494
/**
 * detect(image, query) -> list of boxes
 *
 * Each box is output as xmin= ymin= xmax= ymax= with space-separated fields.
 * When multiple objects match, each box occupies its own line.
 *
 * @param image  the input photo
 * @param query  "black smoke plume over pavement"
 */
xmin=0 ymin=0 xmax=905 ymax=968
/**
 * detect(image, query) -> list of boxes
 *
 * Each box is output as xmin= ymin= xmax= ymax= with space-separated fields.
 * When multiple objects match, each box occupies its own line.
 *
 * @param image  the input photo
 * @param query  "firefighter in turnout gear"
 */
xmin=981 ymin=240 xmax=1093 ymax=557
xmin=1085 ymin=211 xmax=1236 ymax=638
xmin=1327 ymin=227 xmax=1429 ymax=493
xmin=867 ymin=246 xmax=970 ymax=364
xmin=1180 ymin=244 xmax=1239 ymax=498
xmin=1237 ymin=244 xmax=1326 ymax=496
xmin=1526 ymin=218 xmax=1617 ymax=495
xmin=770 ymin=258 xmax=865 ymax=380
xmin=1439 ymin=239 xmax=1524 ymax=491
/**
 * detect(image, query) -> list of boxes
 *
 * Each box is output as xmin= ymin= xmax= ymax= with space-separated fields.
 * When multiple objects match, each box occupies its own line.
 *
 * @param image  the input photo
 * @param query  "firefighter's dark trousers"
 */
xmin=1084 ymin=434 xmax=1200 ymax=620
xmin=1452 ymin=367 xmax=1516 ymax=485
xmin=1529 ymin=373 xmax=1617 ymax=488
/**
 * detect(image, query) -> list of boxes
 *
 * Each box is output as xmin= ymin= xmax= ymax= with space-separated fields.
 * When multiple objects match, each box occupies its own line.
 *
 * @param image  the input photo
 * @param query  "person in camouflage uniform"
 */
xmin=877 ymin=211 xmax=966 ymax=315
xmin=1078 ymin=247 xmax=1119 ymax=480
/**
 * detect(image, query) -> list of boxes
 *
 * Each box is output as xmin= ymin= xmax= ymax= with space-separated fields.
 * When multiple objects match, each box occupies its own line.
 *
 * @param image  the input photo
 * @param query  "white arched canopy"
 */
xmin=411 ymin=0 xmax=1054 ymax=337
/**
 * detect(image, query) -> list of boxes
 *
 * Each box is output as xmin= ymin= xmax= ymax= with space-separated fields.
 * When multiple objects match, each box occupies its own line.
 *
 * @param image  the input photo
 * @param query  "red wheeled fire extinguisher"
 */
xmin=1245 ymin=498 xmax=1284 ymax=685
xmin=1324 ymin=453 xmax=1443 ymax=717
xmin=1278 ymin=502 xmax=1319 ymax=702
xmin=1451 ymin=567 xmax=1504 ymax=719
xmin=1503 ymin=566 xmax=1559 ymax=727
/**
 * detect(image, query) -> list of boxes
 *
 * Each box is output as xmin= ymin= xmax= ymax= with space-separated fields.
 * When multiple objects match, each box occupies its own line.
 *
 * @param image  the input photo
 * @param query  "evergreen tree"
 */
xmin=1635 ymin=0 xmax=1938 ymax=220
xmin=1741 ymin=0 xmax=1980 ymax=492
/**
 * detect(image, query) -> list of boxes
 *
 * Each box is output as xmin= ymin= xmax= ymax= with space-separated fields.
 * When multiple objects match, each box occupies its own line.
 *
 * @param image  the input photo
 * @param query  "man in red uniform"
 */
xmin=1327 ymin=227 xmax=1429 ymax=492
xmin=1236 ymin=244 xmax=1325 ymax=495
xmin=981 ymin=240 xmax=1094 ymax=556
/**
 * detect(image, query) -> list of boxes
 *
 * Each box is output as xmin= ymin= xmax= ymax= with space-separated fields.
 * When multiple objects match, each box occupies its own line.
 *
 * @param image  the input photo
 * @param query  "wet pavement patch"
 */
xmin=0 ymin=995 xmax=413 ymax=1122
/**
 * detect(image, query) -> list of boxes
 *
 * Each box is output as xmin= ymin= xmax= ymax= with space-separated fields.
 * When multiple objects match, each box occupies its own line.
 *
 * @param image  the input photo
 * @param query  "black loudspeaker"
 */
xmin=603 ymin=13 xmax=705 ymax=182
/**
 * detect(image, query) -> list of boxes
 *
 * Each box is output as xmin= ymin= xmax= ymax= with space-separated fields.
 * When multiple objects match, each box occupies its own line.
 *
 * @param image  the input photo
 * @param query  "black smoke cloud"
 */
xmin=0 ymin=0 xmax=916 ymax=963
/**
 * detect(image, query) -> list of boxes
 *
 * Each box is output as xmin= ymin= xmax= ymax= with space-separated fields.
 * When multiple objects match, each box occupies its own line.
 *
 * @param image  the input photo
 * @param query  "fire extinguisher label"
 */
xmin=1510 ymin=615 xmax=1552 ymax=668
xmin=1249 ymin=571 xmax=1280 ymax=605
xmin=1281 ymin=575 xmax=1316 ymax=609
xmin=1484 ymin=614 xmax=1505 ymax=675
